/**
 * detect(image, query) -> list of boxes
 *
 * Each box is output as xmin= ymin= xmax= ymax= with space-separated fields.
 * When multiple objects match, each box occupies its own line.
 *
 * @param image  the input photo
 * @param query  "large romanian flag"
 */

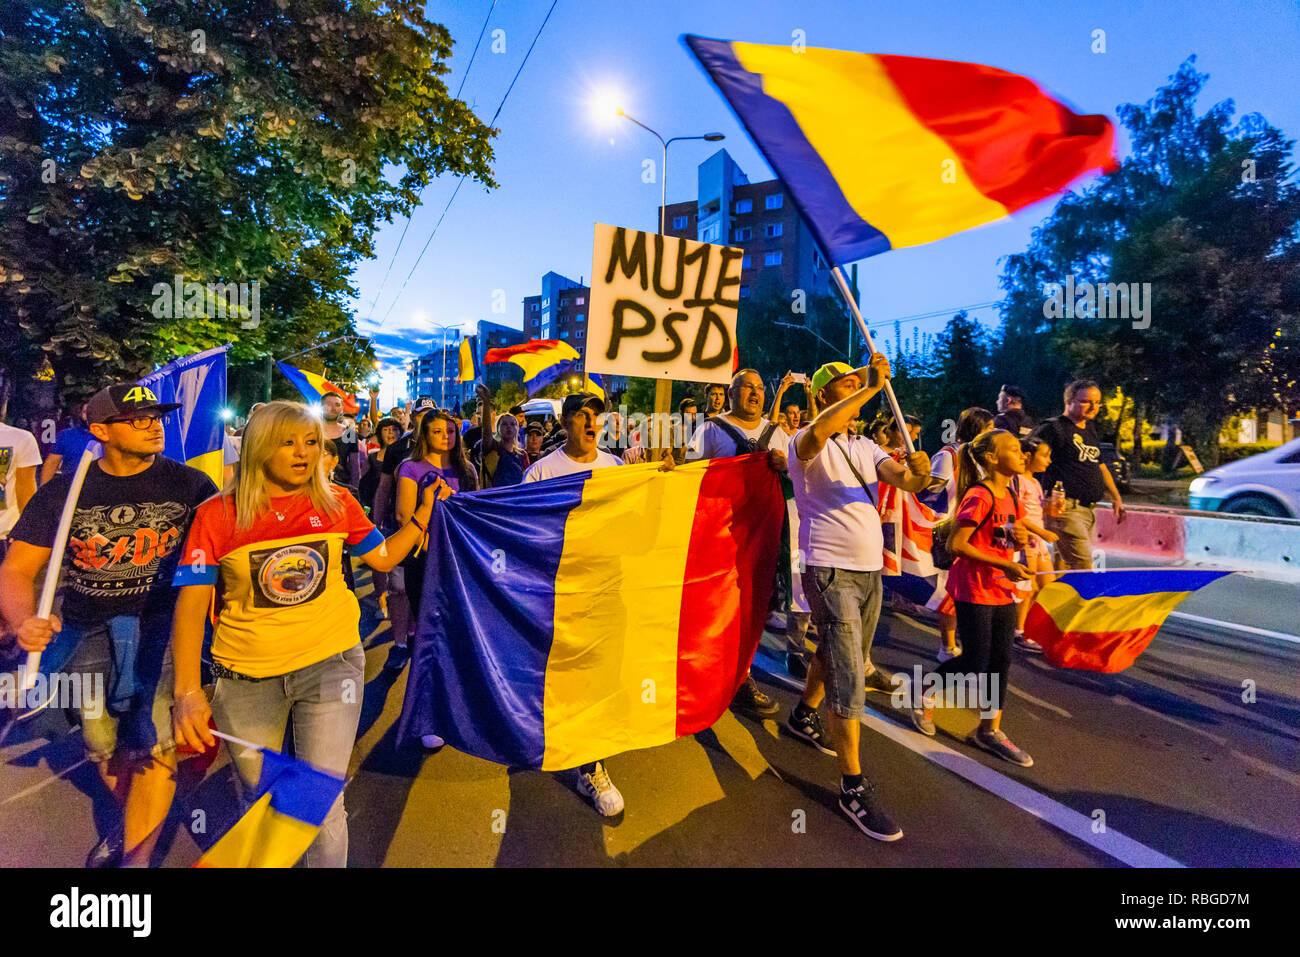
xmin=685 ymin=36 xmax=1117 ymax=264
xmin=1025 ymin=568 xmax=1233 ymax=673
xmin=396 ymin=454 xmax=783 ymax=770
xmin=195 ymin=749 xmax=344 ymax=868
xmin=484 ymin=339 xmax=582 ymax=395
xmin=276 ymin=362 xmax=360 ymax=415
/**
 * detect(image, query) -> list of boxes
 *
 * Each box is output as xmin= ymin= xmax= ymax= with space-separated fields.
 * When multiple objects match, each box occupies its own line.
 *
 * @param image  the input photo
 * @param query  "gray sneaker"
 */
xmin=967 ymin=728 xmax=1033 ymax=767
xmin=864 ymin=668 xmax=903 ymax=694
xmin=909 ymin=703 xmax=936 ymax=736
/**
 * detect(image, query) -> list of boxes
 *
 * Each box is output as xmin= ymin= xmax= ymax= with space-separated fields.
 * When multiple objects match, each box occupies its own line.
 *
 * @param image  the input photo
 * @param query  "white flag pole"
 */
xmin=22 ymin=445 xmax=97 ymax=691
xmin=830 ymin=265 xmax=916 ymax=454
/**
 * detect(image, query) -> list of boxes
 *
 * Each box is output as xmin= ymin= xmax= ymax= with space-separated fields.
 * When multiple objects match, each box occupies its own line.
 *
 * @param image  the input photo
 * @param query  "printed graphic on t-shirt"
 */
xmin=67 ymin=500 xmax=189 ymax=598
xmin=249 ymin=539 xmax=329 ymax=607
xmin=1071 ymin=432 xmax=1100 ymax=462
xmin=0 ymin=447 xmax=11 ymax=509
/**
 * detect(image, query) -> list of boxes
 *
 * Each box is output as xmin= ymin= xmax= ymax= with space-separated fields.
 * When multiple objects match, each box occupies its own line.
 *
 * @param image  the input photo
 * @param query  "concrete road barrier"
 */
xmin=1094 ymin=505 xmax=1300 ymax=578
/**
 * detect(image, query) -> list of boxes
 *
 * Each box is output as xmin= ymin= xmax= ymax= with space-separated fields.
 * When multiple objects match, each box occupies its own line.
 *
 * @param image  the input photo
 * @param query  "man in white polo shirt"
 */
xmin=785 ymin=358 xmax=931 ymax=842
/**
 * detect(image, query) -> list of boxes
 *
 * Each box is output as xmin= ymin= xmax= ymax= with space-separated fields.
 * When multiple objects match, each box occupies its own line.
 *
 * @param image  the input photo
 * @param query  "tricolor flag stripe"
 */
xmin=396 ymin=455 xmax=783 ymax=770
xmin=685 ymin=35 xmax=1116 ymax=264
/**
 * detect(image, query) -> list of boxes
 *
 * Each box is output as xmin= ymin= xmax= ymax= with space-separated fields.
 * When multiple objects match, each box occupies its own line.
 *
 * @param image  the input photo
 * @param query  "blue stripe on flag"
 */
xmin=395 ymin=474 xmax=590 ymax=767
xmin=257 ymin=750 xmax=346 ymax=827
xmin=1057 ymin=567 xmax=1233 ymax=600
xmin=684 ymin=35 xmax=892 ymax=265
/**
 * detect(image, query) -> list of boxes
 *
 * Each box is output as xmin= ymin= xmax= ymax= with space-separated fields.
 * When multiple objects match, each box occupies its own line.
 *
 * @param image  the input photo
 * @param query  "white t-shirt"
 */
xmin=787 ymin=430 xmax=892 ymax=572
xmin=0 ymin=423 xmax=43 ymax=537
xmin=686 ymin=416 xmax=791 ymax=461
xmin=522 ymin=446 xmax=625 ymax=483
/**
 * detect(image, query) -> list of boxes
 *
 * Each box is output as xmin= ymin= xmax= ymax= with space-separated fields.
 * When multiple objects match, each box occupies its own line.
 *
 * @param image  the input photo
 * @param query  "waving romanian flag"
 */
xmin=456 ymin=338 xmax=478 ymax=383
xmin=195 ymin=748 xmax=344 ymax=868
xmin=1025 ymin=568 xmax=1233 ymax=673
xmin=685 ymin=36 xmax=1117 ymax=264
xmin=483 ymin=339 xmax=582 ymax=395
xmin=276 ymin=362 xmax=360 ymax=415
xmin=395 ymin=455 xmax=783 ymax=770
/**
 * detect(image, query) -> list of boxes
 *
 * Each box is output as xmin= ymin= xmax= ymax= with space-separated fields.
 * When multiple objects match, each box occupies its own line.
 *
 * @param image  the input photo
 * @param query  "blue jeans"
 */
xmin=210 ymin=643 xmax=365 ymax=868
xmin=803 ymin=567 xmax=883 ymax=720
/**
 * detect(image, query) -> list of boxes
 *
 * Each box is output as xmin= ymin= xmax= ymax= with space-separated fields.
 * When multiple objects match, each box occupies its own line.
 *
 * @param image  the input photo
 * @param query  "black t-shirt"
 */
xmin=330 ymin=425 xmax=359 ymax=487
xmin=381 ymin=432 xmax=415 ymax=476
xmin=12 ymin=456 xmax=217 ymax=624
xmin=994 ymin=408 xmax=1034 ymax=438
xmin=1032 ymin=415 xmax=1107 ymax=505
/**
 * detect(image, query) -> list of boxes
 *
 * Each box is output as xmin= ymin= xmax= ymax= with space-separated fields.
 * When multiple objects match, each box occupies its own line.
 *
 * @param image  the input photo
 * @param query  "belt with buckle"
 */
xmin=210 ymin=659 xmax=274 ymax=682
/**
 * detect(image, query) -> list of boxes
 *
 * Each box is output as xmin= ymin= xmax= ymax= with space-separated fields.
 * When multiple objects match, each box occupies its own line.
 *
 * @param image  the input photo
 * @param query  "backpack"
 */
xmin=710 ymin=417 xmax=779 ymax=456
xmin=932 ymin=478 xmax=1020 ymax=570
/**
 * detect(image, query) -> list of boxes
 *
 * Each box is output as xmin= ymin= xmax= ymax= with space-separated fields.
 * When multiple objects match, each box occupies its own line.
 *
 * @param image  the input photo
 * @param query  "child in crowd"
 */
xmin=1013 ymin=437 xmax=1058 ymax=651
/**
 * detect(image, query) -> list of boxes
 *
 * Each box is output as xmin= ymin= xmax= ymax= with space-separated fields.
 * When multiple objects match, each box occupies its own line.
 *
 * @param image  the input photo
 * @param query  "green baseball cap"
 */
xmin=810 ymin=362 xmax=855 ymax=397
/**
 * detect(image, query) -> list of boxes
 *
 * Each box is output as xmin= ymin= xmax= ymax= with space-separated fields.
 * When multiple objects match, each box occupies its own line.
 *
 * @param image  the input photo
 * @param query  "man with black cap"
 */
xmin=523 ymin=421 xmax=545 ymax=460
xmin=0 ymin=382 xmax=217 ymax=866
xmin=522 ymin=392 xmax=674 ymax=818
xmin=994 ymin=385 xmax=1034 ymax=438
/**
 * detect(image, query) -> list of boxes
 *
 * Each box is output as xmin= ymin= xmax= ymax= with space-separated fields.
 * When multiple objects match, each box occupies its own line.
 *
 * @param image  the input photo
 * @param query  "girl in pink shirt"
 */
xmin=1013 ymin=438 xmax=1059 ymax=647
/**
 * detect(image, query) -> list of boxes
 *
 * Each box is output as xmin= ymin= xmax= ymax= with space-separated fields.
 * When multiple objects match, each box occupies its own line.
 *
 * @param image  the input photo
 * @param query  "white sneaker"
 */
xmin=576 ymin=761 xmax=624 ymax=816
xmin=936 ymin=645 xmax=960 ymax=663
xmin=421 ymin=734 xmax=445 ymax=749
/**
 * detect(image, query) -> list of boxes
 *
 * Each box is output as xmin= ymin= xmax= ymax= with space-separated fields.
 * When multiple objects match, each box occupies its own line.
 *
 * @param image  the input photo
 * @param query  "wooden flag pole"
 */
xmin=653 ymin=378 xmax=673 ymax=461
xmin=22 ymin=445 xmax=97 ymax=691
xmin=829 ymin=265 xmax=916 ymax=454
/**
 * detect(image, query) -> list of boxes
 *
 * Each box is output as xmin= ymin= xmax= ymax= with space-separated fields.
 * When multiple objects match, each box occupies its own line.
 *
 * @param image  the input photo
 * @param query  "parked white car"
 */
xmin=1187 ymin=437 xmax=1300 ymax=518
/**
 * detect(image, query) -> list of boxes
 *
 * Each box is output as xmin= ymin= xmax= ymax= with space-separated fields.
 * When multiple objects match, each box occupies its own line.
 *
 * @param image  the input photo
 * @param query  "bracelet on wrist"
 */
xmin=174 ymin=689 xmax=203 ymax=703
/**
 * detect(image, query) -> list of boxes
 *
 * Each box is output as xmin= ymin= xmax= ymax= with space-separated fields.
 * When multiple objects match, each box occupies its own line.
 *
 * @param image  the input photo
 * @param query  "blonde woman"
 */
xmin=170 ymin=401 xmax=438 ymax=867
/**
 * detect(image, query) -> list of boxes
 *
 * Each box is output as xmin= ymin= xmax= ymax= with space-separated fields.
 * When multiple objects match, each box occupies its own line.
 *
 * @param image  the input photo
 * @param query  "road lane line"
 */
xmin=0 ymin=756 xmax=90 ymax=806
xmin=752 ymin=649 xmax=1185 ymax=868
xmin=1167 ymin=612 xmax=1300 ymax=645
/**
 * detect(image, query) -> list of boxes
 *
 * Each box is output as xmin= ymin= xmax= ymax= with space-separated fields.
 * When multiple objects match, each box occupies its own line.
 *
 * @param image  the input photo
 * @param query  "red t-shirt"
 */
xmin=945 ymin=484 xmax=1020 ymax=605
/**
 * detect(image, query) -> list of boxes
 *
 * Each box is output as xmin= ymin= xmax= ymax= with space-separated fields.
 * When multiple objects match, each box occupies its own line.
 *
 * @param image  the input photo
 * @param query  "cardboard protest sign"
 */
xmin=587 ymin=224 xmax=742 ymax=384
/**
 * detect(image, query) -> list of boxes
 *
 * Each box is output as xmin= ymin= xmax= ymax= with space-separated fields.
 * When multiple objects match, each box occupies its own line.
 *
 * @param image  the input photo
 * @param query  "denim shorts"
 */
xmin=802 ymin=566 xmax=883 ymax=719
xmin=60 ymin=619 xmax=176 ymax=764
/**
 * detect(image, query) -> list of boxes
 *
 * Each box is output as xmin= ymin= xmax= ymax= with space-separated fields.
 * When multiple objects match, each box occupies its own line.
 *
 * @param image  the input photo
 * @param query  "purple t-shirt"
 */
xmin=396 ymin=460 xmax=461 ymax=494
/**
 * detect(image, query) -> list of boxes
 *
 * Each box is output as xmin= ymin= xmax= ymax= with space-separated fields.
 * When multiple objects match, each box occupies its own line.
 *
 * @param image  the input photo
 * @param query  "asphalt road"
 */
xmin=1 ymin=570 xmax=1297 ymax=868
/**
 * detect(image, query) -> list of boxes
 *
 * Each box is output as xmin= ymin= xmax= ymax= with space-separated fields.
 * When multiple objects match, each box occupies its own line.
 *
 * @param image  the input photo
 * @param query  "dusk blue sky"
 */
xmin=353 ymin=0 xmax=1300 ymax=407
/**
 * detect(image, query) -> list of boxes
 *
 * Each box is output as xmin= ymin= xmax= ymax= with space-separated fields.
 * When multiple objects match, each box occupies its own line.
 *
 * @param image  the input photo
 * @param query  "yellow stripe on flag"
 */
xmin=542 ymin=464 xmax=703 ymax=770
xmin=186 ymin=448 xmax=223 ymax=490
xmin=195 ymin=792 xmax=321 ymax=868
xmin=1034 ymin=581 xmax=1194 ymax=636
xmin=730 ymin=43 xmax=1010 ymax=249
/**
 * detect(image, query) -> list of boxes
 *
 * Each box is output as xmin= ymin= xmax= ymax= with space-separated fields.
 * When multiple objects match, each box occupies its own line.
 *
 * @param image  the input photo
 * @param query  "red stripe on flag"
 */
xmin=1025 ymin=603 xmax=1160 ymax=673
xmin=877 ymin=55 xmax=1117 ymax=214
xmin=674 ymin=457 xmax=783 ymax=736
xmin=484 ymin=339 xmax=566 ymax=363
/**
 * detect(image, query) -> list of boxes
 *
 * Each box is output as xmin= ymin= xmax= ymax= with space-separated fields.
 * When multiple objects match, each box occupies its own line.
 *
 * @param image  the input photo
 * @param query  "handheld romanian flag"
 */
xmin=483 ymin=339 xmax=582 ymax=396
xmin=195 ymin=747 xmax=344 ymax=868
xmin=1024 ymin=568 xmax=1234 ymax=673
xmin=456 ymin=338 xmax=478 ymax=384
xmin=276 ymin=362 xmax=360 ymax=415
xmin=137 ymin=345 xmax=230 ymax=487
xmin=395 ymin=455 xmax=784 ymax=770
xmin=684 ymin=36 xmax=1117 ymax=263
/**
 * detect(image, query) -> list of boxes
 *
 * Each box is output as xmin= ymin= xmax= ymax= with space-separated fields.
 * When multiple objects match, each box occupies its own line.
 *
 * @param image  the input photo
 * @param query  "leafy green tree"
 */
xmin=0 ymin=0 xmax=495 ymax=405
xmin=995 ymin=58 xmax=1300 ymax=464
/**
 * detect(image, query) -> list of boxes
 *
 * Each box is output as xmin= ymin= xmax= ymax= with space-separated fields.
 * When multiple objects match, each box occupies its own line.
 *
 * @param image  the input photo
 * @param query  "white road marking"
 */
xmin=0 ymin=757 xmax=90 ymax=806
xmin=1168 ymin=612 xmax=1300 ymax=645
xmin=753 ymin=650 xmax=1184 ymax=868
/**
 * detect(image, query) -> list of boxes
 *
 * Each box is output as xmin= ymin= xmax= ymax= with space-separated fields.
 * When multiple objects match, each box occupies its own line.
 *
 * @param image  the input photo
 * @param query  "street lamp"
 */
xmin=422 ymin=320 xmax=460 ymax=409
xmin=598 ymin=97 xmax=724 ymax=234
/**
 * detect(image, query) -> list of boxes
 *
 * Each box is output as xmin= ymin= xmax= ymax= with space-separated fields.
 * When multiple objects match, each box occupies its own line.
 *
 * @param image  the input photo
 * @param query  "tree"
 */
xmin=996 ymin=58 xmax=1300 ymax=464
xmin=0 ymin=0 xmax=496 ymax=406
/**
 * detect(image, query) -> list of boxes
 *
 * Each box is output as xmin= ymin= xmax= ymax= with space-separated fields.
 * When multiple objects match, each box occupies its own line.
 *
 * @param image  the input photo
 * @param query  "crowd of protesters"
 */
xmin=0 ymin=361 xmax=1127 ymax=863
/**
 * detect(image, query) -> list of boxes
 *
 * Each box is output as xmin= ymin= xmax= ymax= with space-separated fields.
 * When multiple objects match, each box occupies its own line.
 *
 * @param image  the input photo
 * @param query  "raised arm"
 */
xmin=794 ymin=354 xmax=889 ymax=462
xmin=769 ymin=372 xmax=795 ymax=423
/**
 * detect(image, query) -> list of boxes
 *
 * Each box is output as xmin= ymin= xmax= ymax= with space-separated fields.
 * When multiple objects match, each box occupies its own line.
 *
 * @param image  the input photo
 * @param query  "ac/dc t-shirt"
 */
xmin=11 ymin=456 xmax=216 ymax=624
xmin=175 ymin=489 xmax=384 ymax=678
xmin=945 ymin=484 xmax=1020 ymax=605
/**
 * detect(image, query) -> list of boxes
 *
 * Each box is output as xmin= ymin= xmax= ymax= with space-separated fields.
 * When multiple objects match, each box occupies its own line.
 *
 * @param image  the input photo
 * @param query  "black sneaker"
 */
xmin=731 ymin=674 xmax=779 ymax=717
xmin=864 ymin=668 xmax=903 ymax=694
xmin=86 ymin=832 xmax=124 ymax=868
xmin=838 ymin=780 xmax=903 ymax=841
xmin=785 ymin=707 xmax=836 ymax=756
xmin=785 ymin=651 xmax=808 ymax=680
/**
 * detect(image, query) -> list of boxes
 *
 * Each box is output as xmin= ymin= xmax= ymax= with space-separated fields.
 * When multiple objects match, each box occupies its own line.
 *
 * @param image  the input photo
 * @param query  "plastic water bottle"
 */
xmin=1050 ymin=481 xmax=1066 ymax=517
